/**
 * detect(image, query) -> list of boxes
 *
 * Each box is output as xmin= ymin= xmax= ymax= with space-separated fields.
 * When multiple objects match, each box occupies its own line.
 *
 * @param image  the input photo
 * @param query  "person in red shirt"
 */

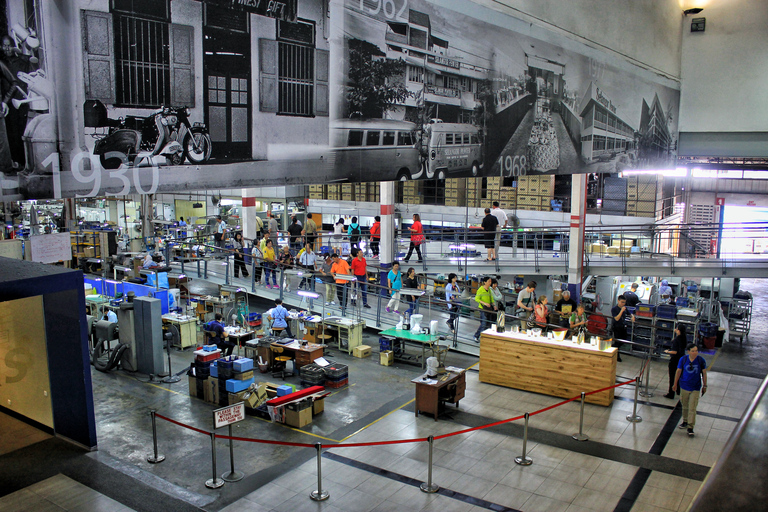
xmin=403 ymin=213 xmax=424 ymax=262
xmin=330 ymin=253 xmax=351 ymax=310
xmin=369 ymin=216 xmax=381 ymax=258
xmin=350 ymin=248 xmax=371 ymax=309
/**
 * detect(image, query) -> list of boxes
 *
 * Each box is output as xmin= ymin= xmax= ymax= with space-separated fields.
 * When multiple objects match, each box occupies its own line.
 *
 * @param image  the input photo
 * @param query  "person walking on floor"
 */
xmin=664 ymin=324 xmax=688 ymax=399
xmin=302 ymin=213 xmax=318 ymax=252
xmin=331 ymin=253 xmax=351 ymax=310
xmin=287 ymin=216 xmax=303 ymax=255
xmin=481 ymin=208 xmax=499 ymax=261
xmin=445 ymin=273 xmax=462 ymax=333
xmin=232 ymin=232 xmax=249 ymax=279
xmin=673 ymin=343 xmax=708 ymax=437
xmin=611 ymin=295 xmax=634 ymax=362
xmin=298 ymin=242 xmax=317 ymax=291
xmin=332 ymin=218 xmax=345 ymax=256
xmin=369 ymin=215 xmax=381 ymax=258
xmin=403 ymin=214 xmax=424 ymax=262
xmin=386 ymin=262 xmax=403 ymax=315
xmin=403 ymin=267 xmax=422 ymax=317
xmin=474 ymin=276 xmax=497 ymax=342
xmin=350 ymin=248 xmax=371 ymax=309
xmin=491 ymin=201 xmax=508 ymax=259
xmin=262 ymin=239 xmax=278 ymax=288
xmin=319 ymin=253 xmax=336 ymax=306
xmin=348 ymin=216 xmax=363 ymax=254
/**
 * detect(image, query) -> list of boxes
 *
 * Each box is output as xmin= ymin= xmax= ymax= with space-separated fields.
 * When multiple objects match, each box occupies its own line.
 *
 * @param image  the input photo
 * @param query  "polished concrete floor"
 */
xmin=1 ymin=280 xmax=765 ymax=512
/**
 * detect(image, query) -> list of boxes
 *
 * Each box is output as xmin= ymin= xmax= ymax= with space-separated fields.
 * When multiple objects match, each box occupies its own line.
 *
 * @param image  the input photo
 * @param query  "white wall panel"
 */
xmin=679 ymin=0 xmax=768 ymax=132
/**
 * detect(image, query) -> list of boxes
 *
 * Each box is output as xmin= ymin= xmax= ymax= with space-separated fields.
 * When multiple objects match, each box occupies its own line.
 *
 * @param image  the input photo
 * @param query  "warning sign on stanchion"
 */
xmin=214 ymin=403 xmax=245 ymax=429
xmin=212 ymin=403 xmax=246 ymax=484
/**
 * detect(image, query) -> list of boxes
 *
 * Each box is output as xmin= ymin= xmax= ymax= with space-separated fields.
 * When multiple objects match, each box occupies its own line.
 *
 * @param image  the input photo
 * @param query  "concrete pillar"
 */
xmin=568 ymin=174 xmax=588 ymax=300
xmin=241 ymin=188 xmax=259 ymax=242
xmin=379 ymin=182 xmax=396 ymax=267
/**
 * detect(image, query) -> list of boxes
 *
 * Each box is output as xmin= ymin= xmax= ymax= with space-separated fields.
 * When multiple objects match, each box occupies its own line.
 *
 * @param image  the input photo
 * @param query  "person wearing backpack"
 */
xmin=348 ymin=216 xmax=362 ymax=253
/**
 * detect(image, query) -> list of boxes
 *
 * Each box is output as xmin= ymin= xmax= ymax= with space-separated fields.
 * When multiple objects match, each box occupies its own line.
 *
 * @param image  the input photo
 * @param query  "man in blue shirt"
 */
xmin=673 ymin=344 xmax=708 ymax=437
xmin=206 ymin=314 xmax=233 ymax=355
xmin=270 ymin=299 xmax=294 ymax=338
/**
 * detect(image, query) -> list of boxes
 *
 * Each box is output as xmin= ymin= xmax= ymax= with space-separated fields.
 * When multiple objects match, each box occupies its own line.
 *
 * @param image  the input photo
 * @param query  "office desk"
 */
xmin=162 ymin=314 xmax=198 ymax=348
xmin=323 ymin=317 xmax=364 ymax=354
xmin=380 ymin=328 xmax=439 ymax=368
xmin=412 ymin=371 xmax=466 ymax=421
xmin=270 ymin=340 xmax=324 ymax=370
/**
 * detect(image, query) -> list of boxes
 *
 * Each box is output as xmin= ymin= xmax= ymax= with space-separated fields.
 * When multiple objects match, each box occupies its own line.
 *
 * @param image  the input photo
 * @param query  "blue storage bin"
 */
xmin=656 ymin=320 xmax=675 ymax=330
xmin=657 ymin=305 xmax=677 ymax=319
xmin=233 ymin=357 xmax=253 ymax=372
xmin=210 ymin=365 xmax=218 ymax=378
xmin=276 ymin=384 xmax=294 ymax=396
xmin=225 ymin=377 xmax=255 ymax=393
xmin=379 ymin=337 xmax=392 ymax=352
xmin=675 ymin=297 xmax=689 ymax=307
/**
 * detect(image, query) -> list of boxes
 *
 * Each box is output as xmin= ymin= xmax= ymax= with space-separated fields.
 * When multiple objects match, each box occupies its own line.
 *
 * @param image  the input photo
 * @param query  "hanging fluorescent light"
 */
xmin=619 ymin=168 xmax=688 ymax=178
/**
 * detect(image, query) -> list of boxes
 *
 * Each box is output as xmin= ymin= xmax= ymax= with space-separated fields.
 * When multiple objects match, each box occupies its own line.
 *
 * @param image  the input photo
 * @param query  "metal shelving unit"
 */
xmin=726 ymin=296 xmax=752 ymax=343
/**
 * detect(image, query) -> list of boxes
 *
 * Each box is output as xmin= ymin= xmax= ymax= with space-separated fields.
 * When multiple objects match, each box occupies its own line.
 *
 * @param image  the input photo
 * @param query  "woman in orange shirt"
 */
xmin=403 ymin=213 xmax=424 ymax=262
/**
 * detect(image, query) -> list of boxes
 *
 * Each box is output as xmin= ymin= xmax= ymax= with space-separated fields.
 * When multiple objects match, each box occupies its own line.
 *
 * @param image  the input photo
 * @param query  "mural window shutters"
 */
xmin=81 ymin=7 xmax=194 ymax=108
xmin=259 ymin=20 xmax=328 ymax=117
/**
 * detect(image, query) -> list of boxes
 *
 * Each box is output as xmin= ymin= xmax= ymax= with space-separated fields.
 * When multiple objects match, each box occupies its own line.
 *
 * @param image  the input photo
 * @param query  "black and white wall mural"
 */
xmin=0 ymin=0 xmax=679 ymax=201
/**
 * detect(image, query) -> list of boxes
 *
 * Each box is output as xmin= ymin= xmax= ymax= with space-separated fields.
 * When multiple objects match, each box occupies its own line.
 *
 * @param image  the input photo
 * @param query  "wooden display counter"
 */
xmin=479 ymin=330 xmax=617 ymax=406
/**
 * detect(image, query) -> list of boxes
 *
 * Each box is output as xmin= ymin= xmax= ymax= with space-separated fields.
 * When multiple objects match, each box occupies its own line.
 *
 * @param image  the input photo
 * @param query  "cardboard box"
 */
xmin=285 ymin=407 xmax=312 ymax=428
xmin=380 ymin=350 xmax=394 ymax=366
xmin=229 ymin=390 xmax=248 ymax=405
xmin=233 ymin=370 xmax=254 ymax=381
xmin=204 ymin=377 xmax=220 ymax=404
xmin=313 ymin=397 xmax=324 ymax=415
xmin=352 ymin=345 xmax=371 ymax=358
xmin=244 ymin=383 xmax=268 ymax=409
xmin=188 ymin=374 xmax=197 ymax=397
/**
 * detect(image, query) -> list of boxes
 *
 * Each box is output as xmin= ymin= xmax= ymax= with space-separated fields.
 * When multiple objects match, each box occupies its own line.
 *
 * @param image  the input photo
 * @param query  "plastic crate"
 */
xmin=379 ymin=337 xmax=392 ymax=352
xmin=636 ymin=304 xmax=656 ymax=316
xmin=657 ymin=305 xmax=677 ymax=319
xmin=656 ymin=320 xmax=675 ymax=330
xmin=699 ymin=322 xmax=717 ymax=337
xmin=325 ymin=377 xmax=349 ymax=389
xmin=323 ymin=362 xmax=349 ymax=379
xmin=675 ymin=297 xmax=689 ymax=307
xmin=299 ymin=364 xmax=325 ymax=383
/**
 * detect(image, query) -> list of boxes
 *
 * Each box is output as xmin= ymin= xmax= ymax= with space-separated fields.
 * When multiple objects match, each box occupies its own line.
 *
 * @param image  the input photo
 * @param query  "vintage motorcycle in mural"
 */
xmin=93 ymin=107 xmax=212 ymax=169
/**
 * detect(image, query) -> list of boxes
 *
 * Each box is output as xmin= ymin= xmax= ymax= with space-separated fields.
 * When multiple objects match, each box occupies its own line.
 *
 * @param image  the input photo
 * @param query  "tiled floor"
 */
xmin=214 ymin=362 xmax=753 ymax=512
xmin=0 ymin=474 xmax=135 ymax=512
xmin=0 ymin=413 xmax=51 ymax=456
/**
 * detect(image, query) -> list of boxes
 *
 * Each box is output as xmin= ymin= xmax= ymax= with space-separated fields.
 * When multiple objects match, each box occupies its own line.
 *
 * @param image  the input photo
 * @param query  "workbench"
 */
xmin=162 ymin=313 xmax=198 ymax=348
xmin=479 ymin=330 xmax=617 ymax=406
xmin=380 ymin=328 xmax=439 ymax=368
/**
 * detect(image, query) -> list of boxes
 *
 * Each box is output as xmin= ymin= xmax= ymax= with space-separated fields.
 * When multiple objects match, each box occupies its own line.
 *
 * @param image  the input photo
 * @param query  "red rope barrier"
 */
xmin=155 ymin=413 xmax=210 ymax=436
xmin=154 ymin=367 xmax=648 ymax=449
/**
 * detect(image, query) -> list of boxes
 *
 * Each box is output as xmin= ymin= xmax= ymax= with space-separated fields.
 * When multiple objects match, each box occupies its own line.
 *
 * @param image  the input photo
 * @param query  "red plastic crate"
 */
xmin=325 ymin=378 xmax=348 ymax=389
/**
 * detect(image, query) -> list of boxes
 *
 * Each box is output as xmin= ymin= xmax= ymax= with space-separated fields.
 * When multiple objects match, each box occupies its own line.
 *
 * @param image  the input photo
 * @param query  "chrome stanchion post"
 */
xmin=225 ymin=255 xmax=230 ymax=285
xmin=572 ymin=392 xmax=589 ymax=441
xmin=515 ymin=413 xmax=533 ymax=465
xmin=420 ymin=435 xmax=439 ymax=493
xmin=640 ymin=339 xmax=654 ymax=397
xmin=221 ymin=424 xmax=244 ymax=482
xmin=205 ymin=431 xmax=225 ymax=489
xmin=626 ymin=379 xmax=643 ymax=423
xmin=146 ymin=410 xmax=165 ymax=463
xmin=310 ymin=442 xmax=329 ymax=501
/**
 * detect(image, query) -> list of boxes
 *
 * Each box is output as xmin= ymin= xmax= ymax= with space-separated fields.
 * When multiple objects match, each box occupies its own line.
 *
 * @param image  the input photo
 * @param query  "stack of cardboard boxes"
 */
xmin=625 ymin=175 xmax=659 ymax=218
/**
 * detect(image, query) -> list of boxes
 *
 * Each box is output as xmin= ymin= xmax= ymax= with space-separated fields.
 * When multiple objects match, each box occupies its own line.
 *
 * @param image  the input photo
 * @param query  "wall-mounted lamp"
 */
xmin=683 ymin=7 xmax=703 ymax=14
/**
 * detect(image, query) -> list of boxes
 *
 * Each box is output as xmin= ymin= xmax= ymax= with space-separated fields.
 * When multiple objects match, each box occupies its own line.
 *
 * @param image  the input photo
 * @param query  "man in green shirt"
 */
xmin=474 ymin=276 xmax=497 ymax=342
